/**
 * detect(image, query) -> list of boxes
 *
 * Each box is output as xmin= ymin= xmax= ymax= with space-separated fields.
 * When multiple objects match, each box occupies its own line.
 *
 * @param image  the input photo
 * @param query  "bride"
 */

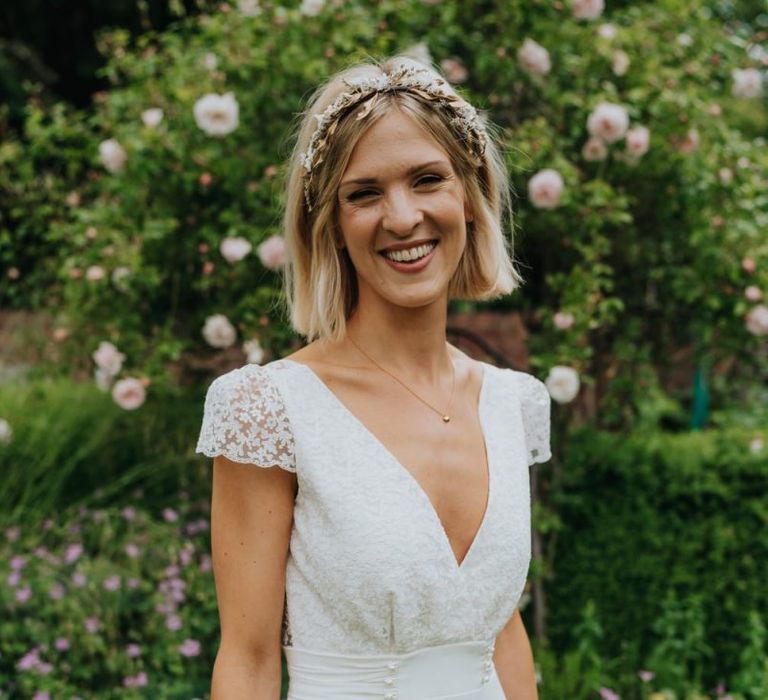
xmin=197 ymin=55 xmax=550 ymax=699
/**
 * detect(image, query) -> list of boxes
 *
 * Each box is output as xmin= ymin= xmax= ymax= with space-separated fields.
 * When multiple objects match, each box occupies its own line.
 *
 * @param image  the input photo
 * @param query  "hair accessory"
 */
xmin=299 ymin=63 xmax=488 ymax=212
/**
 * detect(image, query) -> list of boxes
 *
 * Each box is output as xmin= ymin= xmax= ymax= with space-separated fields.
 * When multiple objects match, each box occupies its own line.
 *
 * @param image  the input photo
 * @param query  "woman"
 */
xmin=196 ymin=55 xmax=551 ymax=699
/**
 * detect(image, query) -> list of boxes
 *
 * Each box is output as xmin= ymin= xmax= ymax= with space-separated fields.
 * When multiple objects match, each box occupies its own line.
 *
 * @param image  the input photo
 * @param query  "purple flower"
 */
xmin=5 ymin=526 xmax=20 ymax=542
xmin=121 ymin=506 xmax=137 ymax=521
xmin=55 ymin=637 xmax=71 ymax=651
xmin=48 ymin=583 xmax=66 ymax=600
xmin=125 ymin=543 xmax=140 ymax=558
xmin=164 ymin=564 xmax=180 ymax=578
xmin=32 ymin=692 xmax=50 ymax=700
xmin=84 ymin=617 xmax=101 ymax=633
xmin=179 ymin=638 xmax=201 ymax=657
xmin=123 ymin=671 xmax=148 ymax=688
xmin=199 ymin=554 xmax=212 ymax=572
xmin=126 ymin=643 xmax=141 ymax=658
xmin=15 ymin=586 xmax=32 ymax=603
xmin=42 ymin=518 xmax=55 ymax=531
xmin=7 ymin=570 xmax=21 ymax=587
xmin=91 ymin=509 xmax=106 ymax=523
xmin=162 ymin=507 xmax=179 ymax=522
xmin=10 ymin=555 xmax=27 ymax=570
xmin=598 ymin=690 xmax=620 ymax=700
xmin=127 ymin=577 xmax=140 ymax=589
xmin=638 ymin=670 xmax=655 ymax=682
xmin=71 ymin=571 xmax=87 ymax=587
xmin=103 ymin=575 xmax=121 ymax=591
xmin=17 ymin=647 xmax=41 ymax=671
xmin=165 ymin=614 xmax=182 ymax=631
xmin=64 ymin=543 xmax=84 ymax=564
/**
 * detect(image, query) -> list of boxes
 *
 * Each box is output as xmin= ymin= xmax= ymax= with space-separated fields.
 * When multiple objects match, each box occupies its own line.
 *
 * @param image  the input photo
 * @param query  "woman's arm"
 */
xmin=210 ymin=455 xmax=297 ymax=699
xmin=493 ymin=608 xmax=539 ymax=700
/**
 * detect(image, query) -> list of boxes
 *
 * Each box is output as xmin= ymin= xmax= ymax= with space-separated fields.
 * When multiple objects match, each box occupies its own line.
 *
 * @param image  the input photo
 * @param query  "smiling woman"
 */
xmin=197 ymin=55 xmax=549 ymax=700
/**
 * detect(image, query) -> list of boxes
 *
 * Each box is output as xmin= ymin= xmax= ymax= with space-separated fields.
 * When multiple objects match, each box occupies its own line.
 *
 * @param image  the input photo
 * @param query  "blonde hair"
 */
xmin=282 ymin=55 xmax=521 ymax=343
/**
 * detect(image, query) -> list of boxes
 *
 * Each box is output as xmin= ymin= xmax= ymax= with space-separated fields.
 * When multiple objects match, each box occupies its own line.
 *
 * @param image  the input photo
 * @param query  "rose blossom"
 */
xmin=545 ymin=366 xmax=581 ymax=404
xmin=571 ymin=0 xmax=604 ymax=20
xmin=112 ymin=378 xmax=147 ymax=410
xmin=732 ymin=68 xmax=762 ymax=99
xmin=257 ymin=235 xmax=287 ymax=270
xmin=299 ymin=0 xmax=324 ymax=16
xmin=625 ymin=126 xmax=650 ymax=158
xmin=527 ymin=169 xmax=565 ymax=209
xmin=587 ymin=103 xmax=629 ymax=144
xmin=677 ymin=129 xmax=700 ymax=154
xmin=244 ymin=338 xmax=265 ymax=364
xmin=611 ymin=50 xmax=630 ymax=76
xmin=0 ymin=418 xmax=12 ymax=445
xmin=745 ymin=305 xmax=768 ymax=336
xmin=64 ymin=543 xmax=84 ymax=564
xmin=517 ymin=38 xmax=551 ymax=77
xmin=718 ymin=167 xmax=733 ymax=184
xmin=220 ymin=237 xmax=252 ymax=263
xmin=93 ymin=341 xmax=125 ymax=377
xmin=745 ymin=286 xmax=763 ymax=302
xmin=238 ymin=0 xmax=261 ymax=16
xmin=85 ymin=265 xmax=105 ymax=281
xmin=98 ymin=139 xmax=127 ymax=173
xmin=597 ymin=23 xmax=617 ymax=40
xmin=553 ymin=312 xmax=575 ymax=330
xmin=582 ymin=137 xmax=607 ymax=162
xmin=440 ymin=57 xmax=469 ymax=84
xmin=55 ymin=637 xmax=71 ymax=652
xmin=141 ymin=108 xmax=164 ymax=128
xmin=202 ymin=314 xmax=237 ymax=348
xmin=742 ymin=257 xmax=756 ymax=274
xmin=193 ymin=92 xmax=239 ymax=137
xmin=179 ymin=638 xmax=202 ymax=657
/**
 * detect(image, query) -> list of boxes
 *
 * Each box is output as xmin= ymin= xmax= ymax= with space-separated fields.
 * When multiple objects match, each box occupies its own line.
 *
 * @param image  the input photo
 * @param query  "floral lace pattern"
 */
xmin=195 ymin=364 xmax=296 ymax=471
xmin=195 ymin=360 xmax=551 ymax=655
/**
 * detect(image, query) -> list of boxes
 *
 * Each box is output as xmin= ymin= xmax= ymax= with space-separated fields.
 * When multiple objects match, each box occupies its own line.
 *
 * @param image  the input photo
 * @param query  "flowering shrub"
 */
xmin=0 ymin=494 xmax=219 ymax=698
xmin=2 ymin=0 xmax=756 ymax=420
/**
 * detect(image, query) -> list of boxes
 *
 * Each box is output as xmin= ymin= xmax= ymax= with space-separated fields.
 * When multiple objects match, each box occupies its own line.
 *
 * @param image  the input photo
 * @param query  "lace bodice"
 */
xmin=196 ymin=359 xmax=551 ymax=655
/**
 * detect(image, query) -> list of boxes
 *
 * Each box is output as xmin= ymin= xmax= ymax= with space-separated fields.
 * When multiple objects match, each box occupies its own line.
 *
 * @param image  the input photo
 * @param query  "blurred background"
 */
xmin=0 ymin=0 xmax=766 ymax=698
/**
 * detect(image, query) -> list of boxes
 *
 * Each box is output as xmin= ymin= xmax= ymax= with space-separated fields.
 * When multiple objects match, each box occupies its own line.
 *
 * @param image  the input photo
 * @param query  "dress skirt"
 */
xmin=284 ymin=640 xmax=506 ymax=699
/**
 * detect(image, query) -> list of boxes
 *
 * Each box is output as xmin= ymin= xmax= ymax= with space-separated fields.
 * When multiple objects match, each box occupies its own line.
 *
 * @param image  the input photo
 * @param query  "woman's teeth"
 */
xmin=382 ymin=242 xmax=437 ymax=263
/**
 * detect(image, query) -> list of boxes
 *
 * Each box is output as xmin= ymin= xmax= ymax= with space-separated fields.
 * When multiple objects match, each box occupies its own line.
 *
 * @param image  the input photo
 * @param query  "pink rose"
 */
xmin=582 ymin=137 xmax=608 ymax=162
xmin=597 ymin=23 xmax=617 ymax=40
xmin=625 ymin=126 xmax=650 ymax=158
xmin=517 ymin=38 xmax=551 ymax=77
xmin=92 ymin=341 xmax=125 ymax=376
xmin=571 ymin=0 xmax=604 ymax=20
xmin=257 ymin=235 xmax=287 ymax=270
xmin=587 ymin=103 xmax=629 ymax=143
xmin=527 ymin=169 xmax=565 ymax=209
xmin=440 ymin=57 xmax=469 ymax=84
xmin=553 ymin=312 xmax=575 ymax=330
xmin=742 ymin=257 xmax=756 ymax=274
xmin=677 ymin=129 xmax=700 ymax=154
xmin=111 ymin=378 xmax=147 ymax=410
xmin=745 ymin=286 xmax=762 ymax=302
xmin=746 ymin=305 xmax=768 ymax=336
xmin=611 ymin=50 xmax=630 ymax=76
xmin=219 ymin=236 xmax=252 ymax=263
xmin=202 ymin=313 xmax=237 ymax=348
xmin=85 ymin=265 xmax=105 ymax=281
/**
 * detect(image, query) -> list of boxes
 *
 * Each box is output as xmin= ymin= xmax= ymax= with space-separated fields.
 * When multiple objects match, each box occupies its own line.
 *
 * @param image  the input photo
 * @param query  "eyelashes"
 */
xmin=345 ymin=174 xmax=447 ymax=202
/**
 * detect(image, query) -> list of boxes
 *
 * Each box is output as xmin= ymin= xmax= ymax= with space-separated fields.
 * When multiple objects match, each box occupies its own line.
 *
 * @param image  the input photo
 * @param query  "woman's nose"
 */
xmin=381 ymin=188 xmax=423 ymax=235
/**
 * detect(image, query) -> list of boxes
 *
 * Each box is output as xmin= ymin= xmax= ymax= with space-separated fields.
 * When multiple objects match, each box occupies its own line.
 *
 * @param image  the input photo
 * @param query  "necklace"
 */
xmin=347 ymin=335 xmax=456 ymax=424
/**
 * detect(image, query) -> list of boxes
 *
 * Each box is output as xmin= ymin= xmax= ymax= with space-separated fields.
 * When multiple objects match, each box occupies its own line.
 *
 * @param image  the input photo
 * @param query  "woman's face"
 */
xmin=336 ymin=109 xmax=472 ymax=313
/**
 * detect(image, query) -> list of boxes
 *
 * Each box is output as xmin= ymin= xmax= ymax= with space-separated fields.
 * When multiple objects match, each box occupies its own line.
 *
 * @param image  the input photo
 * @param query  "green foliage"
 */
xmin=544 ymin=423 xmax=768 ymax=688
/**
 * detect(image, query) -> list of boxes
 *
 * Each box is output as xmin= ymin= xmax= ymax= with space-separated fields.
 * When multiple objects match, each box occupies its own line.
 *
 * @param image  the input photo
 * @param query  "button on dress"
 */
xmin=196 ymin=358 xmax=551 ymax=699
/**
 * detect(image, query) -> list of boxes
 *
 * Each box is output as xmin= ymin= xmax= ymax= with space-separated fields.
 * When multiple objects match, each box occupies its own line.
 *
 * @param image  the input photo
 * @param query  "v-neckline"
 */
xmin=278 ymin=358 xmax=493 ymax=572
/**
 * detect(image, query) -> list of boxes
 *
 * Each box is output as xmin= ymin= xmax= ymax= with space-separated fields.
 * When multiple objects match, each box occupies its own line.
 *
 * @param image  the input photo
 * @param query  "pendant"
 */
xmin=442 ymin=415 xmax=450 ymax=423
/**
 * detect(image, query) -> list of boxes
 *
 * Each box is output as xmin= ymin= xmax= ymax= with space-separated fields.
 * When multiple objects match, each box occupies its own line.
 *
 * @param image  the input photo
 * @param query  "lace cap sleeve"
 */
xmin=195 ymin=365 xmax=296 ymax=472
xmin=516 ymin=372 xmax=552 ymax=466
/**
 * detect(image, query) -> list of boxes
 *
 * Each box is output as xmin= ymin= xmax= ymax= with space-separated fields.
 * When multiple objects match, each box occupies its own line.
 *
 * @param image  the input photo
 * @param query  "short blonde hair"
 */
xmin=282 ymin=55 xmax=521 ymax=343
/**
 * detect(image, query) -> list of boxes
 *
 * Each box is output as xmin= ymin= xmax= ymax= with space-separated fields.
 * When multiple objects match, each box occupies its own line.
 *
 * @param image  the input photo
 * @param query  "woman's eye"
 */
xmin=416 ymin=174 xmax=444 ymax=186
xmin=347 ymin=189 xmax=377 ymax=201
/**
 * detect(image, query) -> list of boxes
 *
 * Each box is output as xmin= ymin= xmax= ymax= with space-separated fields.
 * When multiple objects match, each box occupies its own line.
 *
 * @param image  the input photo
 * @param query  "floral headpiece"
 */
xmin=299 ymin=64 xmax=488 ymax=212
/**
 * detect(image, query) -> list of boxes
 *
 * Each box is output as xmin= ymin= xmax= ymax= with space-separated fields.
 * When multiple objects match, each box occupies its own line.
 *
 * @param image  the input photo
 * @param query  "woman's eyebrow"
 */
xmin=340 ymin=159 xmax=451 ymax=187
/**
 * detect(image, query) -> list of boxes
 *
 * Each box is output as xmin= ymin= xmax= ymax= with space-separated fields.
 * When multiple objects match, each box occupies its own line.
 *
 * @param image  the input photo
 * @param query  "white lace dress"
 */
xmin=196 ymin=358 xmax=551 ymax=700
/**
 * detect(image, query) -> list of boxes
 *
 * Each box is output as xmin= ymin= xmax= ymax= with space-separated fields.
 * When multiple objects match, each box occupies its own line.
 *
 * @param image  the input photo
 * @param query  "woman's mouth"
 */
xmin=379 ymin=241 xmax=438 ymax=273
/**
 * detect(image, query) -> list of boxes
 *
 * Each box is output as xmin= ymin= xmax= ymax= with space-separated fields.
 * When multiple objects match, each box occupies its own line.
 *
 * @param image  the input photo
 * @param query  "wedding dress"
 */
xmin=196 ymin=358 xmax=551 ymax=699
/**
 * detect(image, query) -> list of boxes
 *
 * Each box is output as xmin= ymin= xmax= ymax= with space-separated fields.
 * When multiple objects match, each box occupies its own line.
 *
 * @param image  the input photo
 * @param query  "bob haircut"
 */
xmin=282 ymin=55 xmax=521 ymax=343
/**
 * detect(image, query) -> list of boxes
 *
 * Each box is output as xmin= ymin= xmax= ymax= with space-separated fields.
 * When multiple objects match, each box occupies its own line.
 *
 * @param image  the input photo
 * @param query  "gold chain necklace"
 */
xmin=347 ymin=335 xmax=456 ymax=424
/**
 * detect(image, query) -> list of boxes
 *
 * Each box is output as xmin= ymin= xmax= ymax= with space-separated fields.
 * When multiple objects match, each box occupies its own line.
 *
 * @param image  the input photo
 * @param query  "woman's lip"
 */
xmin=379 ymin=242 xmax=438 ymax=273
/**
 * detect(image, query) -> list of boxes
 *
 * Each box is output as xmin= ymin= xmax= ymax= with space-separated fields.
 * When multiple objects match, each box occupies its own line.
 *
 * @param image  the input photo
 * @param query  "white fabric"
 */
xmin=284 ymin=640 xmax=504 ymax=699
xmin=196 ymin=358 xmax=551 ymax=694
